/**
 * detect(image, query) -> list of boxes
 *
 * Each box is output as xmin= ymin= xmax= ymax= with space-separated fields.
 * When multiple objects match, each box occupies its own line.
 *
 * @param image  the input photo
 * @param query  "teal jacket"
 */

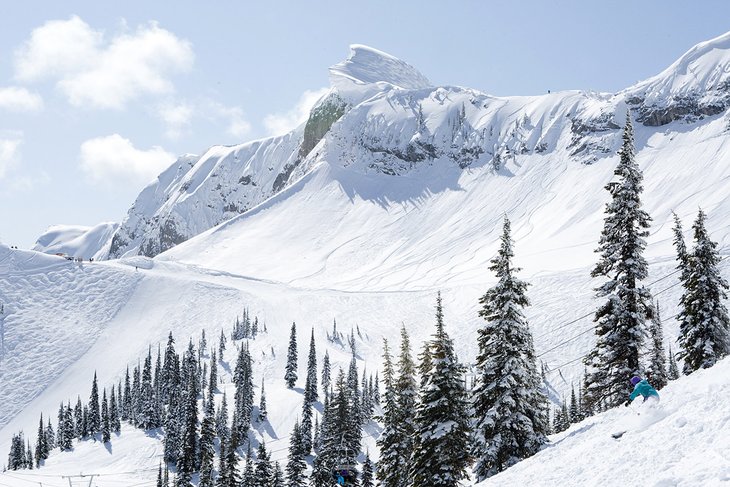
xmin=629 ymin=379 xmax=659 ymax=401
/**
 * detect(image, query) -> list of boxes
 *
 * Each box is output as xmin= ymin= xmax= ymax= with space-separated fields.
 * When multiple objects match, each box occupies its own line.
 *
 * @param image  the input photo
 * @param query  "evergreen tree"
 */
xmin=301 ymin=329 xmax=318 ymax=454
xmin=471 ymin=217 xmax=548 ymax=480
xmin=123 ymin=366 xmax=132 ymax=421
xmin=286 ymin=420 xmax=307 ymax=486
xmin=219 ymin=329 xmax=227 ymax=358
xmin=361 ymin=451 xmax=374 ymax=487
xmin=647 ymin=301 xmax=668 ymax=389
xmin=233 ymin=342 xmax=254 ymax=446
xmin=161 ymin=332 xmax=180 ymax=406
xmin=157 ymin=462 xmax=164 ymax=487
xmin=254 ymin=442 xmax=272 ymax=486
xmin=101 ymin=389 xmax=110 ymax=443
xmin=74 ymin=397 xmax=83 ymax=438
xmin=56 ymin=403 xmax=64 ymax=447
xmin=35 ymin=414 xmax=47 ymax=467
xmin=258 ymin=379 xmax=268 ymax=423
xmin=26 ymin=440 xmax=33 ymax=470
xmin=163 ymin=388 xmax=180 ymax=463
xmin=584 ymin=113 xmax=653 ymax=410
xmin=569 ymin=386 xmax=580 ymax=424
xmin=45 ymin=418 xmax=55 ymax=451
xmin=376 ymin=339 xmax=400 ymax=487
xmin=141 ymin=348 xmax=160 ymax=429
xmin=199 ymin=388 xmax=216 ymax=487
xmin=209 ymin=350 xmax=218 ymax=393
xmin=220 ymin=428 xmax=241 ymax=487
xmin=243 ymin=446 xmax=255 ymax=487
xmin=345 ymin=356 xmax=362 ymax=451
xmin=668 ymin=346 xmax=680 ymax=381
xmin=177 ymin=346 xmax=200 ymax=486
xmin=216 ymin=392 xmax=230 ymax=441
xmin=62 ymin=402 xmax=74 ymax=450
xmin=285 ymin=322 xmax=298 ymax=388
xmin=132 ymin=363 xmax=141 ymax=426
xmin=89 ymin=372 xmax=101 ymax=434
xmin=410 ymin=293 xmax=471 ymax=486
xmin=272 ymin=461 xmax=284 ymax=487
xmin=394 ymin=326 xmax=417 ymax=477
xmin=677 ymin=209 xmax=730 ymax=373
xmin=321 ymin=351 xmax=331 ymax=398
xmin=110 ymin=387 xmax=121 ymax=433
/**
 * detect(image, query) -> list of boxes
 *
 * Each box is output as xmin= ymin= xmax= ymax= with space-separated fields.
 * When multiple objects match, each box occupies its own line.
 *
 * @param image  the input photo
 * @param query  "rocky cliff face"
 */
xmin=67 ymin=34 xmax=730 ymax=259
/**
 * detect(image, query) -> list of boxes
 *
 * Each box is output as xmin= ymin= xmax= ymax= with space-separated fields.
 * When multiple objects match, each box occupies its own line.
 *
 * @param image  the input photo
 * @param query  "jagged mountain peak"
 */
xmin=329 ymin=44 xmax=431 ymax=100
xmin=625 ymin=30 xmax=730 ymax=126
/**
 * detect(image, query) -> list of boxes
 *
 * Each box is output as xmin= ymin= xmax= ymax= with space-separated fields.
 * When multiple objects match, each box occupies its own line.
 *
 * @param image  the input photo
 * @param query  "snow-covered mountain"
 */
xmin=4 ymin=32 xmax=730 ymax=484
xmin=62 ymin=32 xmax=730 ymax=261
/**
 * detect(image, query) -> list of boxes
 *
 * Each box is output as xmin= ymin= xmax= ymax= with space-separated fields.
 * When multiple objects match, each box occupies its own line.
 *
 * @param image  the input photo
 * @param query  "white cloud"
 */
xmin=219 ymin=106 xmax=252 ymax=139
xmin=263 ymin=88 xmax=329 ymax=136
xmin=0 ymin=87 xmax=44 ymax=112
xmin=0 ymin=136 xmax=23 ymax=179
xmin=158 ymin=102 xmax=193 ymax=139
xmin=79 ymin=134 xmax=174 ymax=185
xmin=15 ymin=16 xmax=194 ymax=109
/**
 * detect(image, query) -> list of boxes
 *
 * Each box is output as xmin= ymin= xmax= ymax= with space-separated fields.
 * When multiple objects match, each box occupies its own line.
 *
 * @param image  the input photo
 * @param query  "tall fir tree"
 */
xmin=321 ymin=351 xmax=331 ymax=398
xmin=286 ymin=420 xmax=307 ymax=486
xmin=667 ymin=345 xmax=680 ymax=381
xmin=376 ymin=339 xmax=400 ymax=487
xmin=301 ymin=329 xmax=318 ymax=454
xmin=584 ymin=112 xmax=653 ymax=410
xmin=471 ymin=217 xmax=548 ymax=480
xmin=253 ymin=441 xmax=272 ymax=486
xmin=677 ymin=209 xmax=730 ymax=372
xmin=647 ymin=301 xmax=668 ymax=389
xmin=395 ymin=326 xmax=417 ymax=479
xmin=272 ymin=462 xmax=284 ymax=487
xmin=285 ymin=322 xmax=298 ymax=388
xmin=101 ymin=389 xmax=110 ymax=443
xmin=35 ymin=414 xmax=47 ymax=467
xmin=233 ymin=342 xmax=254 ymax=446
xmin=361 ymin=451 xmax=374 ymax=487
xmin=110 ymin=387 xmax=121 ymax=433
xmin=199 ymin=388 xmax=216 ymax=487
xmin=258 ymin=379 xmax=268 ymax=423
xmin=89 ymin=371 xmax=101 ymax=434
xmin=410 ymin=293 xmax=471 ymax=487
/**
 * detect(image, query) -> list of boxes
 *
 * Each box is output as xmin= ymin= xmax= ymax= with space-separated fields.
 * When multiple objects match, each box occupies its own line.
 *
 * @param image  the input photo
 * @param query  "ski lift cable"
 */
xmin=535 ymin=253 xmax=729 ymax=359
xmin=541 ymin=254 xmax=730 ymax=374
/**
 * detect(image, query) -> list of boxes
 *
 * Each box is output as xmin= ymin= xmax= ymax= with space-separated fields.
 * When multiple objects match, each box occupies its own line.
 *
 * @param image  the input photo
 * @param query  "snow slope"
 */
xmin=477 ymin=357 xmax=730 ymax=487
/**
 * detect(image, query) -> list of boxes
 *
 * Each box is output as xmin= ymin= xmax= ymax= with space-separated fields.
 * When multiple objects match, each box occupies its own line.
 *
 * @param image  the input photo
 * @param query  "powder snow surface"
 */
xmin=477 ymin=357 xmax=730 ymax=487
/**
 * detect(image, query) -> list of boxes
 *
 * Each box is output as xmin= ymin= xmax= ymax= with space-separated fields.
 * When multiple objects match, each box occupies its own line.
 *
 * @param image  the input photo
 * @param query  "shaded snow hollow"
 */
xmin=478 ymin=357 xmax=730 ymax=487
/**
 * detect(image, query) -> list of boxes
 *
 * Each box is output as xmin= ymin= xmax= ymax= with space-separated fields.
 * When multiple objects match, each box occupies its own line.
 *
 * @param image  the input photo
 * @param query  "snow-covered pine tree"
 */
xmin=395 ymin=325 xmax=418 ymax=478
xmin=321 ymin=351 xmax=331 ymax=398
xmin=233 ymin=342 xmax=254 ymax=446
xmin=101 ymin=389 xmax=110 ymax=443
xmin=243 ymin=446 xmax=255 ymax=487
xmin=141 ymin=348 xmax=160 ymax=429
xmin=346 ymin=355 xmax=362 ymax=450
xmin=209 ymin=350 xmax=218 ymax=393
xmin=286 ymin=419 xmax=307 ymax=486
xmin=110 ymin=387 xmax=121 ymax=433
xmin=25 ymin=440 xmax=33 ymax=470
xmin=410 ymin=292 xmax=471 ymax=487
xmin=285 ymin=322 xmax=298 ymax=388
xmin=199 ymin=387 xmax=216 ymax=487
xmin=219 ymin=329 xmax=227 ymax=358
xmin=176 ymin=345 xmax=199 ymax=485
xmin=163 ymin=388 xmax=180 ymax=463
xmin=569 ymin=386 xmax=580 ymax=424
xmin=253 ymin=441 xmax=272 ymax=486
xmin=89 ymin=372 xmax=101 ymax=434
xmin=132 ymin=363 xmax=142 ymax=426
xmin=362 ymin=451 xmax=374 ymax=487
xmin=677 ymin=209 xmax=730 ymax=373
xmin=34 ymin=414 xmax=47 ymax=467
xmin=123 ymin=366 xmax=132 ymax=421
xmin=584 ymin=112 xmax=653 ymax=410
xmin=471 ymin=216 xmax=548 ymax=480
xmin=272 ymin=462 xmax=284 ymax=486
xmin=74 ymin=397 xmax=83 ymax=438
xmin=258 ymin=379 xmax=268 ymax=423
xmin=62 ymin=402 xmax=74 ymax=450
xmin=646 ymin=301 xmax=668 ymax=389
xmin=376 ymin=339 xmax=400 ymax=487
xmin=667 ymin=346 xmax=680 ymax=381
xmin=216 ymin=391 xmax=230 ymax=441
xmin=301 ymin=328 xmax=318 ymax=453
xmin=45 ymin=419 xmax=55 ymax=451
xmin=161 ymin=332 xmax=180 ymax=406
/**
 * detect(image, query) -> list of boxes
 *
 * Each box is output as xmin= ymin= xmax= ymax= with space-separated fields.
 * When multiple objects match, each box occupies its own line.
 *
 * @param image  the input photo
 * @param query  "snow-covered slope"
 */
xmin=33 ymin=222 xmax=119 ymax=260
xmin=478 ymin=357 xmax=730 ymax=486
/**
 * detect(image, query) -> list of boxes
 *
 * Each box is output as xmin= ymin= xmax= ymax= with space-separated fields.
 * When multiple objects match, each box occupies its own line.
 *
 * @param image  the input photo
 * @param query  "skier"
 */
xmin=625 ymin=376 xmax=659 ymax=406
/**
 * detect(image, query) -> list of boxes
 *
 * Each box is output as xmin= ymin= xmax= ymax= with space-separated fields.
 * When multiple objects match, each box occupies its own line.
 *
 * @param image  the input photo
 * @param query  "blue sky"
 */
xmin=2 ymin=0 xmax=730 ymax=247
